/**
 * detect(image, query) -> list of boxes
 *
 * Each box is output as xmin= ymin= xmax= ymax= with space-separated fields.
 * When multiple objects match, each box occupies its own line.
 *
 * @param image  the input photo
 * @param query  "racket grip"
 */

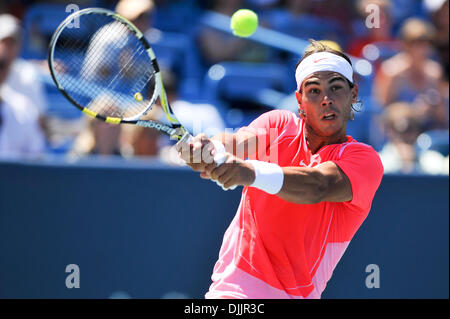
xmin=178 ymin=132 xmax=193 ymax=144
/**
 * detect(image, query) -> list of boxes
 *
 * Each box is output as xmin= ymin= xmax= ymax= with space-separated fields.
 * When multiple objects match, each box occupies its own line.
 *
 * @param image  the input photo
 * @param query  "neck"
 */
xmin=305 ymin=125 xmax=347 ymax=154
xmin=405 ymin=53 xmax=425 ymax=70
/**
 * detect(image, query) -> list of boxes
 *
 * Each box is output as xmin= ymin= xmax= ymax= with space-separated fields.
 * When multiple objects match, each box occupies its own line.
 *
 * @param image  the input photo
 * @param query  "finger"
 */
xmin=223 ymin=179 xmax=237 ymax=190
xmin=210 ymin=161 xmax=229 ymax=181
xmin=200 ymin=172 xmax=210 ymax=179
xmin=223 ymin=183 xmax=238 ymax=190
xmin=217 ymin=167 xmax=235 ymax=187
xmin=204 ymin=162 xmax=217 ymax=176
xmin=210 ymin=152 xmax=234 ymax=178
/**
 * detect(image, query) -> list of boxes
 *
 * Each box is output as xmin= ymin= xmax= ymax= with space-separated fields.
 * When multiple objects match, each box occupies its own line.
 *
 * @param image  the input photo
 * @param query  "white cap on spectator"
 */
xmin=0 ymin=14 xmax=21 ymax=41
xmin=115 ymin=0 xmax=154 ymax=21
xmin=424 ymin=0 xmax=447 ymax=12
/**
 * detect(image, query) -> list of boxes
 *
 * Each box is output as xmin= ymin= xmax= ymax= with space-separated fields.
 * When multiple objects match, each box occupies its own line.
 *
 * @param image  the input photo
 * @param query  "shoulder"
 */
xmin=424 ymin=59 xmax=443 ymax=80
xmin=240 ymin=110 xmax=300 ymax=140
xmin=1 ymin=86 xmax=39 ymax=122
xmin=339 ymin=140 xmax=379 ymax=157
xmin=337 ymin=141 xmax=384 ymax=173
xmin=257 ymin=109 xmax=299 ymax=126
xmin=380 ymin=53 xmax=409 ymax=77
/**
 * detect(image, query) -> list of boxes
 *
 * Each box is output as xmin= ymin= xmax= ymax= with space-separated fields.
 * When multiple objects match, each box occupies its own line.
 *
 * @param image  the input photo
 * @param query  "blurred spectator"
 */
xmin=115 ymin=0 xmax=154 ymax=32
xmin=0 ymin=13 xmax=46 ymax=159
xmin=378 ymin=102 xmax=422 ymax=173
xmin=143 ymin=69 xmax=226 ymax=164
xmin=121 ymin=123 xmax=161 ymax=157
xmin=70 ymin=95 xmax=123 ymax=157
xmin=81 ymin=0 xmax=157 ymax=82
xmin=120 ymin=68 xmax=226 ymax=162
xmin=70 ymin=117 xmax=123 ymax=157
xmin=120 ymin=102 xmax=163 ymax=158
xmin=197 ymin=0 xmax=268 ymax=66
xmin=373 ymin=18 xmax=448 ymax=131
xmin=348 ymin=0 xmax=401 ymax=63
xmin=424 ymin=0 xmax=449 ymax=81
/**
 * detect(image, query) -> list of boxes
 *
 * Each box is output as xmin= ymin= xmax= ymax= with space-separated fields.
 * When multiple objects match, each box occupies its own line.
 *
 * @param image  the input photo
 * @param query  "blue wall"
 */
xmin=0 ymin=159 xmax=448 ymax=298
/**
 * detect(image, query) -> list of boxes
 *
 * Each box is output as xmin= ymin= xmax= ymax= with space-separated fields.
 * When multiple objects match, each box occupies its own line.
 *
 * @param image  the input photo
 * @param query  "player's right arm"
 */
xmin=179 ymin=109 xmax=286 ymax=173
xmin=179 ymin=130 xmax=258 ymax=173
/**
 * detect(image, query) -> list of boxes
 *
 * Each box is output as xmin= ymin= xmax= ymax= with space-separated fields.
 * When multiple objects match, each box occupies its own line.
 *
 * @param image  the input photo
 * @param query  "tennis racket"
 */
xmin=48 ymin=7 xmax=235 ymax=189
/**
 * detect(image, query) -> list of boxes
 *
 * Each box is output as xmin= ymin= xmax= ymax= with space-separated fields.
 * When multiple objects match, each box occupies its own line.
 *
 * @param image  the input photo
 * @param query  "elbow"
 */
xmin=310 ymin=184 xmax=328 ymax=204
xmin=311 ymin=170 xmax=332 ymax=204
xmin=301 ymin=188 xmax=327 ymax=205
xmin=290 ymin=169 xmax=330 ymax=205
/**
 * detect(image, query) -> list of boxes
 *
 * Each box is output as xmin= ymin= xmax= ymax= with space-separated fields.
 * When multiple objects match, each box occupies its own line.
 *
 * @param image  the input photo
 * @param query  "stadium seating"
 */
xmin=264 ymin=10 xmax=347 ymax=47
xmin=20 ymin=4 xmax=90 ymax=59
xmin=18 ymin=3 xmax=381 ymax=150
xmin=202 ymin=62 xmax=293 ymax=103
xmin=202 ymin=62 xmax=295 ymax=127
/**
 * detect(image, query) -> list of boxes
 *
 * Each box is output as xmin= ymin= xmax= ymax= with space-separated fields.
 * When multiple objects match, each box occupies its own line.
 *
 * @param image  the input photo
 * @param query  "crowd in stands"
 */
xmin=0 ymin=0 xmax=448 ymax=174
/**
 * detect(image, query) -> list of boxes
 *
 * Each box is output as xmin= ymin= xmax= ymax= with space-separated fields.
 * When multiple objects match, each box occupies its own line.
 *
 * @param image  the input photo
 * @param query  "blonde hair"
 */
xmin=400 ymin=18 xmax=435 ymax=43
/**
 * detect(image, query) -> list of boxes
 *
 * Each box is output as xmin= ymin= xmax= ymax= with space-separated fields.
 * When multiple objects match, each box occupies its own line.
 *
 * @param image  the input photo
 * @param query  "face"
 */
xmin=131 ymin=11 xmax=152 ymax=32
xmin=296 ymin=71 xmax=358 ymax=138
xmin=405 ymin=39 xmax=432 ymax=61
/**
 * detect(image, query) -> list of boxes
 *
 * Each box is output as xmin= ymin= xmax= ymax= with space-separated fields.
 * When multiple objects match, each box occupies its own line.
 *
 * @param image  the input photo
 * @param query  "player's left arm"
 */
xmin=208 ymin=155 xmax=351 ymax=204
xmin=278 ymin=161 xmax=352 ymax=204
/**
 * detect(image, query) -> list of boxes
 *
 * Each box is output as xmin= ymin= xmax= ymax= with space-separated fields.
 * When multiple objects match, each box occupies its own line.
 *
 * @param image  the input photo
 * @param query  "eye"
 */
xmin=308 ymin=88 xmax=320 ymax=95
xmin=331 ymin=85 xmax=343 ymax=92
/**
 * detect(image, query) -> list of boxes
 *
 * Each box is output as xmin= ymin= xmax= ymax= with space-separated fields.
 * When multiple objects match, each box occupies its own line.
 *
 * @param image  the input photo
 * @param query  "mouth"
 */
xmin=322 ymin=112 xmax=337 ymax=121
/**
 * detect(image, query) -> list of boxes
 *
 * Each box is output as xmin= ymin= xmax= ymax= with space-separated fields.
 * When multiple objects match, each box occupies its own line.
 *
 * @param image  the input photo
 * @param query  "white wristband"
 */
xmin=246 ymin=160 xmax=284 ymax=194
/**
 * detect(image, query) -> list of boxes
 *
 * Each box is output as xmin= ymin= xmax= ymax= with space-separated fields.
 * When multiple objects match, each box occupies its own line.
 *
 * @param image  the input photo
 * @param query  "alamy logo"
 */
xmin=65 ymin=264 xmax=80 ymax=289
xmin=365 ymin=4 xmax=380 ymax=29
xmin=65 ymin=4 xmax=80 ymax=29
xmin=365 ymin=264 xmax=380 ymax=289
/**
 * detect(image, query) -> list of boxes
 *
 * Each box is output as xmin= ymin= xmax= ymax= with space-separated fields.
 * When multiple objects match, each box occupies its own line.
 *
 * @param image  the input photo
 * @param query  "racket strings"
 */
xmin=52 ymin=13 xmax=156 ymax=120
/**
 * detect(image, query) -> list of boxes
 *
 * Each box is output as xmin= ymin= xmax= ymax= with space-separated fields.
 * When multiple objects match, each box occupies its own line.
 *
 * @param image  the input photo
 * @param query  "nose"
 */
xmin=321 ymin=95 xmax=334 ymax=107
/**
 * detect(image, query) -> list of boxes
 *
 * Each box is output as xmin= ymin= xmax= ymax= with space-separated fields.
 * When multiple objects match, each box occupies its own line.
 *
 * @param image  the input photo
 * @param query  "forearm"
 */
xmin=247 ymin=161 xmax=352 ymax=204
xmin=212 ymin=132 xmax=234 ymax=153
xmin=212 ymin=131 xmax=257 ymax=160
xmin=278 ymin=167 xmax=328 ymax=204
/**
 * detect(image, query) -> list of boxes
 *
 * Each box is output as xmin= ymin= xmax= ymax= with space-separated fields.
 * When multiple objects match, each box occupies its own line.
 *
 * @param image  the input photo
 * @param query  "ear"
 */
xmin=351 ymin=84 xmax=359 ymax=104
xmin=296 ymin=90 xmax=306 ymax=118
xmin=295 ymin=90 xmax=302 ymax=106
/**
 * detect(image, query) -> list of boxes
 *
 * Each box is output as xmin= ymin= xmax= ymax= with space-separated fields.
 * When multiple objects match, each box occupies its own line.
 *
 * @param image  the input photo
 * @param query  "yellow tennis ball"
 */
xmin=230 ymin=9 xmax=258 ymax=38
xmin=134 ymin=92 xmax=143 ymax=102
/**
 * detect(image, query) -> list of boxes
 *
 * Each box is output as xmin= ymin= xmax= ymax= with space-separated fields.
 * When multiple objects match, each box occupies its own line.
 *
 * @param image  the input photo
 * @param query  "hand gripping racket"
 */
xmin=48 ymin=7 xmax=235 ymax=189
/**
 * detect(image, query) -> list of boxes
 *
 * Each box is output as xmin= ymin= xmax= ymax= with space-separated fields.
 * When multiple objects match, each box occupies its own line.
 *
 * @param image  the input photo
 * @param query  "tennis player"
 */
xmin=179 ymin=41 xmax=384 ymax=299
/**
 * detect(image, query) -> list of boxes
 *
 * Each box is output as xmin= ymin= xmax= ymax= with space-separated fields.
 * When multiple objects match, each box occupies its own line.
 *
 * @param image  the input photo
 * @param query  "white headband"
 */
xmin=295 ymin=52 xmax=354 ymax=90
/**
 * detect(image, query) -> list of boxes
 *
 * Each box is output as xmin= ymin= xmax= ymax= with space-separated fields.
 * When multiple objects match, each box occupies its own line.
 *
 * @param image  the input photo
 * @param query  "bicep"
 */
xmin=316 ymin=161 xmax=353 ymax=203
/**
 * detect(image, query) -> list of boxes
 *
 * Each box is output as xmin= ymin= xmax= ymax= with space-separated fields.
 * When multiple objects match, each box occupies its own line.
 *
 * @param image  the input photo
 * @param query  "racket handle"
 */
xmin=177 ymin=134 xmax=237 ymax=191
xmin=178 ymin=132 xmax=193 ymax=144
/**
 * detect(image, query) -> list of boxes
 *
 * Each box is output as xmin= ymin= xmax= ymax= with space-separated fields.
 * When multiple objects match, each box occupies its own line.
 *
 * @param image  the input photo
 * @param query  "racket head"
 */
xmin=48 ymin=8 xmax=162 ymax=124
